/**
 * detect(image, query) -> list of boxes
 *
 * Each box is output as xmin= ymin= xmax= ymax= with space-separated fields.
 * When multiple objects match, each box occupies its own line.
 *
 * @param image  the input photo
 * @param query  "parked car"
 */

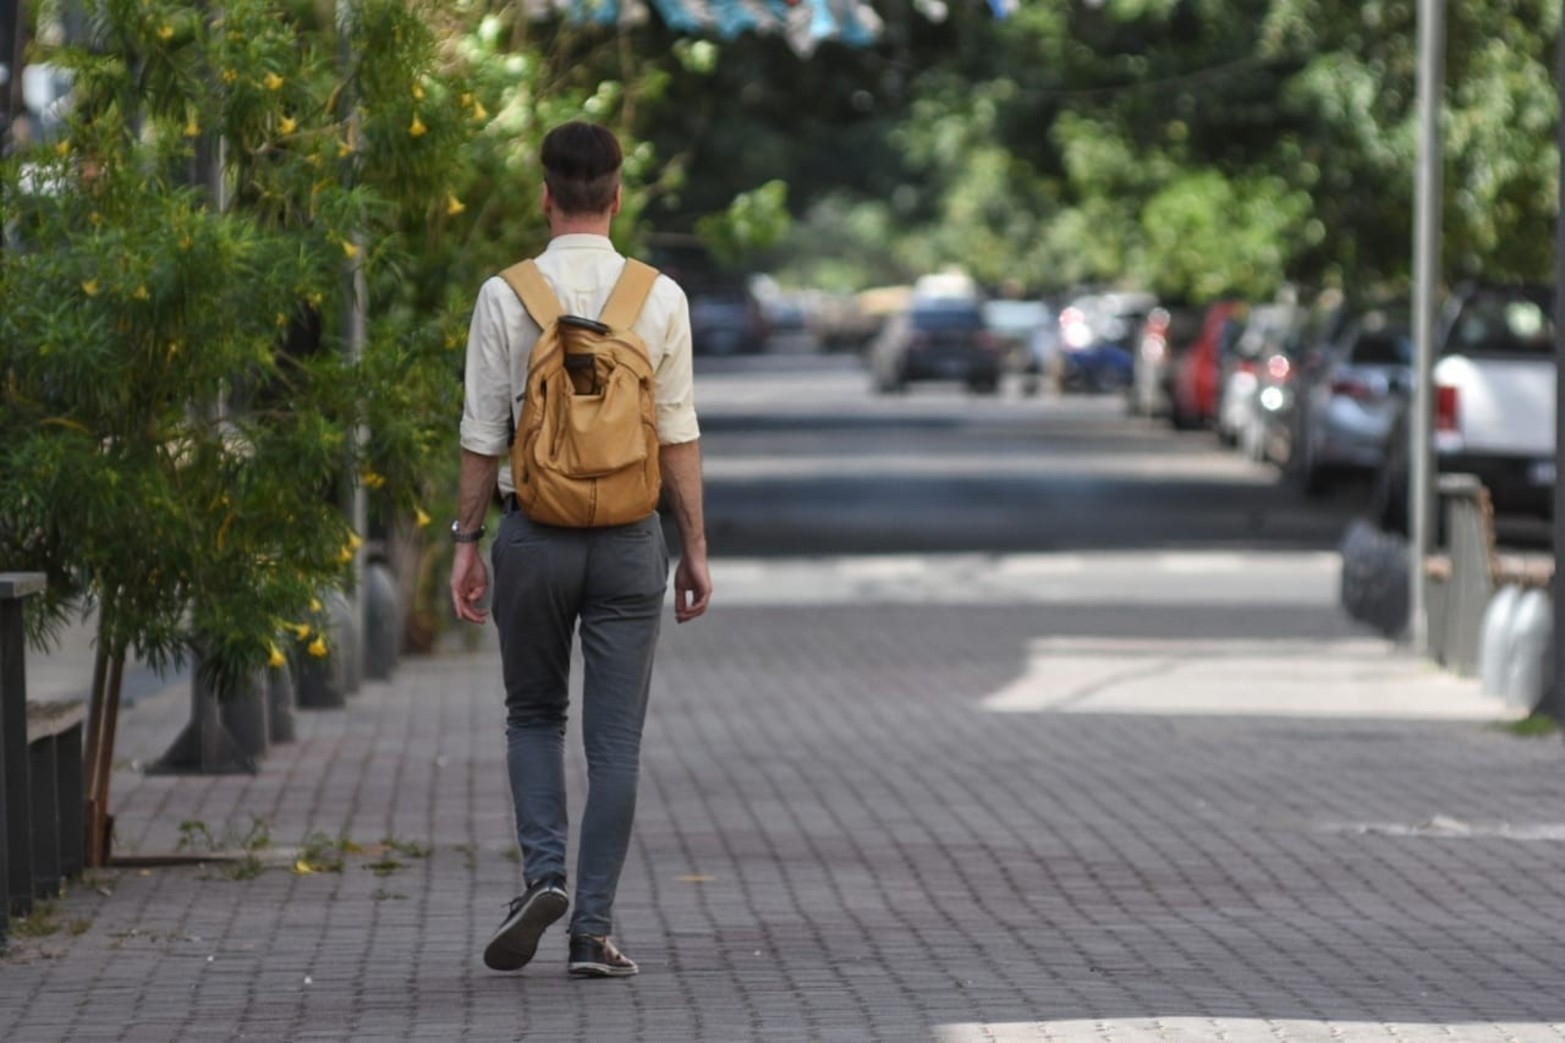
xmin=1373 ymin=284 xmax=1556 ymax=532
xmin=982 ymin=298 xmax=1054 ymax=390
xmin=869 ymin=299 xmax=1006 ymax=394
xmin=1170 ymin=300 xmax=1246 ymax=429
xmin=1130 ymin=304 xmax=1204 ymax=418
xmin=1290 ymin=306 xmax=1412 ymax=495
xmin=1217 ymin=303 xmax=1300 ymax=450
xmin=688 ymin=282 xmax=768 ymax=356
xmin=1058 ymin=291 xmax=1156 ymax=394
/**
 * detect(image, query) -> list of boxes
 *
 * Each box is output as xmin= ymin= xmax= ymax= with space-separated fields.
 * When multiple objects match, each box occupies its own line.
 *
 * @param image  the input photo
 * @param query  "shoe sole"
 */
xmin=483 ymin=892 xmax=568 ymax=972
xmin=567 ymin=960 xmax=638 ymax=978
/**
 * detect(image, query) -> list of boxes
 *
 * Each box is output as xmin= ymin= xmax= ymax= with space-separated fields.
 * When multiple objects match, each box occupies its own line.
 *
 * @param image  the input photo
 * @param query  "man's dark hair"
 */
xmin=541 ymin=121 xmax=623 ymax=216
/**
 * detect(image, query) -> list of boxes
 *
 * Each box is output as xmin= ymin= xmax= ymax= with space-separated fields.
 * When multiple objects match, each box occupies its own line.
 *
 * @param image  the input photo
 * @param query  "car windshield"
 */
xmin=912 ymin=306 xmax=984 ymax=332
xmin=1447 ymin=290 xmax=1555 ymax=357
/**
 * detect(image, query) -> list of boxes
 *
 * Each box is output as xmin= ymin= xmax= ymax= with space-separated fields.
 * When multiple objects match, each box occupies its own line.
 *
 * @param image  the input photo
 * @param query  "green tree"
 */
xmin=1 ymin=0 xmax=468 ymax=858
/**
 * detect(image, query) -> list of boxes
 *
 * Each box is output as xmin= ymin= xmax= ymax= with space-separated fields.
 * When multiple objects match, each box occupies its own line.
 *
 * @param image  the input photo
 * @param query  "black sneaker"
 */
xmin=482 ymin=877 xmax=568 ymax=972
xmin=567 ymin=934 xmax=638 ymax=978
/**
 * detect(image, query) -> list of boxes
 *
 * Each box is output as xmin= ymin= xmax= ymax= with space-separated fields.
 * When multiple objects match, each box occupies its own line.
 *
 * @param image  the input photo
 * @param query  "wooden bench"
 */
xmin=1424 ymin=476 xmax=1555 ymax=675
xmin=2 ymin=572 xmax=90 ymax=944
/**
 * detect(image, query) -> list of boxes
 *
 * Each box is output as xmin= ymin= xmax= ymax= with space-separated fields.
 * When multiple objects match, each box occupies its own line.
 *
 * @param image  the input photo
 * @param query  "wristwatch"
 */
xmin=450 ymin=520 xmax=486 ymax=544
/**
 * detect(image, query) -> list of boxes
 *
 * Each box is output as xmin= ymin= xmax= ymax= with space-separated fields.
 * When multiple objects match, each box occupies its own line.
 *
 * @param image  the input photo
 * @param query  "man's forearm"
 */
xmin=458 ymin=449 xmax=501 ymax=533
xmin=660 ymin=440 xmax=707 ymax=555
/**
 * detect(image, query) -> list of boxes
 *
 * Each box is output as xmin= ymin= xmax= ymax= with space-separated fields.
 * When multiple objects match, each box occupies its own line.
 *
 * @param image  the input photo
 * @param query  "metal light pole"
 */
xmin=1553 ymin=9 xmax=1565 ymax=726
xmin=1409 ymin=0 xmax=1446 ymax=652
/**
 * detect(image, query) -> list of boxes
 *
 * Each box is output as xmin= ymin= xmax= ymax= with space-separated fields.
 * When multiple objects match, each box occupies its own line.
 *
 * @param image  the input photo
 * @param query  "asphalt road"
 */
xmin=693 ymin=353 xmax=1365 ymax=558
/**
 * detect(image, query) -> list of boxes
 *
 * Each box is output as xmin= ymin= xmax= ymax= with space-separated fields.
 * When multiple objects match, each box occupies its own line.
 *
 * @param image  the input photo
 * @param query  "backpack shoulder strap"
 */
xmin=499 ymin=260 xmax=563 ymax=328
xmin=598 ymin=260 xmax=660 ymax=331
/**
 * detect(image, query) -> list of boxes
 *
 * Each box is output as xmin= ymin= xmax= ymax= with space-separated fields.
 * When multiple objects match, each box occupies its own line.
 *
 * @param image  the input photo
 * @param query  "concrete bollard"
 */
xmin=1478 ymin=585 xmax=1522 ymax=697
xmin=267 ymin=662 xmax=297 ymax=744
xmin=324 ymin=590 xmax=362 ymax=696
xmin=149 ymin=666 xmax=256 ymax=775
xmin=218 ymin=670 xmax=271 ymax=762
xmin=363 ymin=562 xmax=402 ymax=681
xmin=1503 ymin=589 xmax=1552 ymax=713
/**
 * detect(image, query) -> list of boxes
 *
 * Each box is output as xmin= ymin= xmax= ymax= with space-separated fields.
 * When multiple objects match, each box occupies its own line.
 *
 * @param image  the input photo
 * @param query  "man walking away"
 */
xmin=449 ymin=120 xmax=713 ymax=978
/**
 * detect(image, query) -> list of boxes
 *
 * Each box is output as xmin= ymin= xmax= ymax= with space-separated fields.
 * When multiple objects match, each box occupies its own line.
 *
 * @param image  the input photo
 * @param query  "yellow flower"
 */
xmin=362 ymin=471 xmax=387 ymax=490
xmin=309 ymin=597 xmax=324 ymax=613
xmin=307 ymin=636 xmax=328 ymax=658
xmin=183 ymin=117 xmax=200 ymax=138
xmin=276 ymin=312 xmax=289 ymax=327
xmin=415 ymin=506 xmax=432 ymax=529
xmin=89 ymin=211 xmax=103 ymax=225
xmin=157 ymin=24 xmax=174 ymax=40
xmin=279 ymin=115 xmax=298 ymax=135
xmin=341 ymin=240 xmax=360 ymax=260
xmin=307 ymin=292 xmax=324 ymax=307
xmin=264 ymin=72 xmax=285 ymax=91
xmin=221 ymin=69 xmax=238 ymax=85
xmin=179 ymin=235 xmax=193 ymax=250
xmin=166 ymin=341 xmax=182 ymax=358
xmin=446 ymin=194 xmax=466 ymax=216
xmin=337 ymin=545 xmax=354 ymax=564
xmin=132 ymin=285 xmax=149 ymax=301
xmin=55 ymin=140 xmax=71 ymax=157
xmin=292 ymin=623 xmax=312 ymax=641
xmin=408 ymin=115 xmax=427 ymax=138
xmin=337 ymin=139 xmax=354 ymax=159
xmin=347 ymin=532 xmax=364 ymax=551
xmin=460 ymin=93 xmax=473 ymax=108
xmin=267 ymin=644 xmax=287 ymax=669
xmin=293 ymin=859 xmax=314 ymax=875
xmin=82 ymin=280 xmax=99 ymax=297
xmin=412 ymin=82 xmax=426 ymax=101
xmin=472 ymin=101 xmax=488 ymax=121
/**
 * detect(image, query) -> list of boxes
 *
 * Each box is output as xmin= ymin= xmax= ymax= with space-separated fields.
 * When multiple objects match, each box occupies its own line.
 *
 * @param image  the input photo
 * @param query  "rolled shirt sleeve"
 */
xmin=459 ymin=278 xmax=515 ymax=459
xmin=652 ymin=280 xmax=701 ymax=446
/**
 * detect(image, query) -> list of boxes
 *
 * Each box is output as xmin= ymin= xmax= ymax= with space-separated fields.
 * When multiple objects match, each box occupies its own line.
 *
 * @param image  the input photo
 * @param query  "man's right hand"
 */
xmin=450 ymin=542 xmax=490 ymax=624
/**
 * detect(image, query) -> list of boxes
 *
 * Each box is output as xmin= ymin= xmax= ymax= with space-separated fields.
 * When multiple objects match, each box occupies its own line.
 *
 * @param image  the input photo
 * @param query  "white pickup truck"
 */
xmin=1373 ymin=284 xmax=1556 ymax=533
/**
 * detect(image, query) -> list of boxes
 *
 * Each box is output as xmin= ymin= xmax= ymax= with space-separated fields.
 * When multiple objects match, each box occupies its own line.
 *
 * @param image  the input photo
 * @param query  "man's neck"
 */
xmin=549 ymin=214 xmax=613 ymax=239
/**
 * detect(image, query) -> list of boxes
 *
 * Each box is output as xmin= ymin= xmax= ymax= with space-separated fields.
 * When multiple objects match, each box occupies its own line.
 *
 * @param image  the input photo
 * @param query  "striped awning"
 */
xmin=524 ymin=0 xmax=884 ymax=55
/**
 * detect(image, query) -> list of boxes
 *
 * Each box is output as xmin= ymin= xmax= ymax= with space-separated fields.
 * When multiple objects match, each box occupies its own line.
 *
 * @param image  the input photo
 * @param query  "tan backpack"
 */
xmin=499 ymin=258 xmax=662 ymax=528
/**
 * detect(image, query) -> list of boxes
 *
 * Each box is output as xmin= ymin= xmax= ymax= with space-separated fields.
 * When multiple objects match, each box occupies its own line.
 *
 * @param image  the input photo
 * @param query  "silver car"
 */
xmin=1294 ymin=308 xmax=1412 ymax=495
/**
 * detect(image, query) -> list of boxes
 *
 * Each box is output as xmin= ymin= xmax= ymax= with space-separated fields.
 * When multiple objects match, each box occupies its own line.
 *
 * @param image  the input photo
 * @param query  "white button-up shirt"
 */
xmin=459 ymin=234 xmax=700 ymax=496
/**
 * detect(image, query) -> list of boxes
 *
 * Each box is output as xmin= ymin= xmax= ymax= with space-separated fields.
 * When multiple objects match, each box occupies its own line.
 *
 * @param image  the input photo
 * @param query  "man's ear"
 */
xmin=542 ymin=184 xmax=554 ymax=218
xmin=610 ymin=184 xmax=623 ymax=217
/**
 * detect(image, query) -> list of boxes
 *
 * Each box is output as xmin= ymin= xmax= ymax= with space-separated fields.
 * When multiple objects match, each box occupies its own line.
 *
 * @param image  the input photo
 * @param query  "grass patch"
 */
xmin=365 ymin=858 xmax=406 ymax=877
xmin=296 ymin=832 xmax=349 ymax=874
xmin=382 ymin=836 xmax=432 ymax=860
xmin=12 ymin=901 xmax=62 ymax=939
xmin=176 ymin=815 xmax=272 ymax=856
xmin=1499 ymin=712 xmax=1560 ymax=738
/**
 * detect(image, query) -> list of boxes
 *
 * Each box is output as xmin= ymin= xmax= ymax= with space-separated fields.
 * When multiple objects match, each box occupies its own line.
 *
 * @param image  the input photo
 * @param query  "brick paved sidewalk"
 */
xmin=5 ymin=601 xmax=1565 ymax=1042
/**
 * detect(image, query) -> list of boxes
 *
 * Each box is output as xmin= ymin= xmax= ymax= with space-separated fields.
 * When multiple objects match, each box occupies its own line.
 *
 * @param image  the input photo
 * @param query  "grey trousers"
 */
xmin=490 ymin=505 xmax=668 ymax=937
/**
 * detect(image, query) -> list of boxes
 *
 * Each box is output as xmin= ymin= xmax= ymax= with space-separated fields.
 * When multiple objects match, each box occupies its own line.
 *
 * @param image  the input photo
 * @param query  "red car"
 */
xmin=1171 ymin=300 xmax=1246 ymax=430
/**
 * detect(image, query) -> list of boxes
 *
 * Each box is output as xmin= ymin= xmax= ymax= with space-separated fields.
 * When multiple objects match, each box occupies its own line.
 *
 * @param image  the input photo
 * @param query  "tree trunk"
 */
xmin=82 ymin=638 xmax=125 ymax=869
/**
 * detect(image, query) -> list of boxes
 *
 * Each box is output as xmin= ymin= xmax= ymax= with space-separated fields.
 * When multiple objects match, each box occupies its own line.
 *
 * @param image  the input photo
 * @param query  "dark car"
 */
xmin=869 ymin=300 xmax=1006 ymax=394
xmin=688 ymin=283 xmax=768 ymax=357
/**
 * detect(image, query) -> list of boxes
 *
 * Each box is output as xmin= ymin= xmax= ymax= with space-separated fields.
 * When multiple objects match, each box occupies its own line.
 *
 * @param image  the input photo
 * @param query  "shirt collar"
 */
xmin=545 ymin=233 xmax=616 ymax=253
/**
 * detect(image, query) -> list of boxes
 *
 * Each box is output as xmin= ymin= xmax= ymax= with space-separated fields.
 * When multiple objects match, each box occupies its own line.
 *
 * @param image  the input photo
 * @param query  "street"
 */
xmin=4 ymin=352 xmax=1565 ymax=1043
